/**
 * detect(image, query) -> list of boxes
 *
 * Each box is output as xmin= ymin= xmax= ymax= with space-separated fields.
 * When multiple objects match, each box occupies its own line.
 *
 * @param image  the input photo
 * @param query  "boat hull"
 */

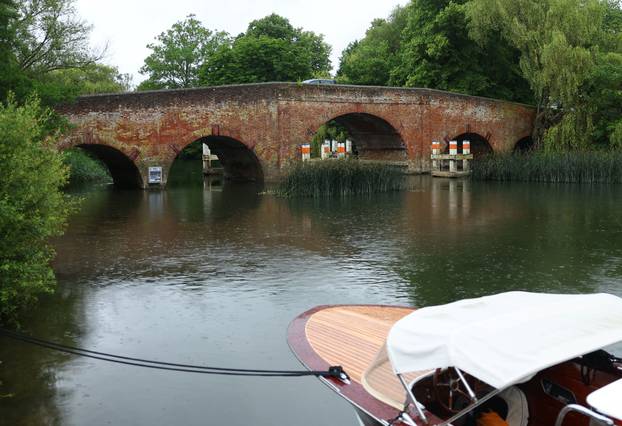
xmin=287 ymin=305 xmax=426 ymax=426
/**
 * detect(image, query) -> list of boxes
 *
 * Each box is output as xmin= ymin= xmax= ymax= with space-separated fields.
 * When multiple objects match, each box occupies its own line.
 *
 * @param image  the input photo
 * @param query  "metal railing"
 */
xmin=554 ymin=404 xmax=613 ymax=426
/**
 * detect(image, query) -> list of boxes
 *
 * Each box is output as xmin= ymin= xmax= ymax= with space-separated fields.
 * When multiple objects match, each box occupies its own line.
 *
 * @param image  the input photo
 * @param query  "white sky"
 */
xmin=75 ymin=0 xmax=408 ymax=85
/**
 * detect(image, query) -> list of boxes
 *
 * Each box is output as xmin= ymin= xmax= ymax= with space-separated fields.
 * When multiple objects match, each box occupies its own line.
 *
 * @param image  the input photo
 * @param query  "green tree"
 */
xmin=337 ymin=7 xmax=407 ymax=86
xmin=587 ymin=2 xmax=622 ymax=148
xmin=337 ymin=1 xmax=531 ymax=102
xmin=138 ymin=14 xmax=230 ymax=90
xmin=1 ymin=0 xmax=106 ymax=105
xmin=0 ymin=97 xmax=73 ymax=324
xmin=13 ymin=0 xmax=103 ymax=74
xmin=467 ymin=0 xmax=610 ymax=149
xmin=200 ymin=14 xmax=331 ymax=85
xmin=32 ymin=63 xmax=132 ymax=105
xmin=0 ymin=0 xmax=25 ymax=101
xmin=392 ymin=1 xmax=531 ymax=102
xmin=310 ymin=121 xmax=349 ymax=157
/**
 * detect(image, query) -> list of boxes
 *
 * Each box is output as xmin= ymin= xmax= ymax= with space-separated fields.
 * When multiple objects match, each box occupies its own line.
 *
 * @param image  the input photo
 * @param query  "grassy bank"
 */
xmin=63 ymin=149 xmax=111 ymax=186
xmin=471 ymin=151 xmax=622 ymax=184
xmin=275 ymin=160 xmax=404 ymax=198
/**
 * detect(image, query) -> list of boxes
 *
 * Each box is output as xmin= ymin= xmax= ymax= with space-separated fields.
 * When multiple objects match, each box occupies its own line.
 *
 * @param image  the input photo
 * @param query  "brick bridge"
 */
xmin=57 ymin=83 xmax=535 ymax=188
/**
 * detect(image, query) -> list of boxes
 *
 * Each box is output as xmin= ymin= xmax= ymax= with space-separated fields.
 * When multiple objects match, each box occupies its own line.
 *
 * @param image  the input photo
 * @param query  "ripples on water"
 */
xmin=1 ymin=176 xmax=622 ymax=425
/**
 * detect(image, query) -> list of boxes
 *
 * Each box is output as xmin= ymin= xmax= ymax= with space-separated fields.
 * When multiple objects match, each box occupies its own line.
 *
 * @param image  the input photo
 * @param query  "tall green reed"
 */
xmin=471 ymin=151 xmax=622 ymax=184
xmin=275 ymin=160 xmax=405 ymax=198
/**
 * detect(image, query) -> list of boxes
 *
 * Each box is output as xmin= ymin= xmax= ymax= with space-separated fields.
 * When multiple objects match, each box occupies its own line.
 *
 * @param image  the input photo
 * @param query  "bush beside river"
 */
xmin=471 ymin=151 xmax=622 ymax=184
xmin=63 ymin=149 xmax=111 ymax=186
xmin=275 ymin=160 xmax=405 ymax=198
xmin=0 ymin=100 xmax=74 ymax=324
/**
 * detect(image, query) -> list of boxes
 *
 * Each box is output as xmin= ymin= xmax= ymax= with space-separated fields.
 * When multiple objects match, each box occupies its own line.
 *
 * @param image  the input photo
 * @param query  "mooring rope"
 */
xmin=0 ymin=328 xmax=349 ymax=380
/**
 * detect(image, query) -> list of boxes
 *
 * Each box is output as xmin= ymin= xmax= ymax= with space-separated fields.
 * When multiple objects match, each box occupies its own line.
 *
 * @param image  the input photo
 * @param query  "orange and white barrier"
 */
xmin=431 ymin=141 xmax=441 ymax=155
xmin=337 ymin=142 xmax=346 ymax=158
xmin=430 ymin=139 xmax=473 ymax=176
xmin=321 ymin=141 xmax=331 ymax=160
xmin=449 ymin=140 xmax=458 ymax=172
xmin=449 ymin=140 xmax=458 ymax=155
xmin=301 ymin=143 xmax=311 ymax=162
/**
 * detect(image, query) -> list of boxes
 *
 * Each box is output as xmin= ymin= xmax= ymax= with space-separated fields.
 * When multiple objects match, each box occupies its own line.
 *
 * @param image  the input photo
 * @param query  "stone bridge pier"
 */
xmin=57 ymin=83 xmax=535 ymax=188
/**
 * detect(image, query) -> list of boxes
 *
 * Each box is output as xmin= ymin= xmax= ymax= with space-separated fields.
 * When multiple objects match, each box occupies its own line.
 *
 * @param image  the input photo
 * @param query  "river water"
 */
xmin=1 ymin=176 xmax=622 ymax=426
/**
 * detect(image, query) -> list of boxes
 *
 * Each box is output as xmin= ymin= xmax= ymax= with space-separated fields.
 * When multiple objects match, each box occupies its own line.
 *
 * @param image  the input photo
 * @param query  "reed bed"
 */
xmin=471 ymin=151 xmax=622 ymax=184
xmin=275 ymin=160 xmax=405 ymax=198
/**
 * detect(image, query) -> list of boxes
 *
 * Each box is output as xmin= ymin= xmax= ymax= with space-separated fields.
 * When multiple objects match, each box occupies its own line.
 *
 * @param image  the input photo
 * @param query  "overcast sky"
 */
xmin=75 ymin=0 xmax=408 ymax=85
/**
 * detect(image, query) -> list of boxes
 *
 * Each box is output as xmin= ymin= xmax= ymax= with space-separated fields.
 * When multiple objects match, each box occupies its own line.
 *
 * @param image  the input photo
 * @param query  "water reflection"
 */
xmin=1 ymin=176 xmax=621 ymax=425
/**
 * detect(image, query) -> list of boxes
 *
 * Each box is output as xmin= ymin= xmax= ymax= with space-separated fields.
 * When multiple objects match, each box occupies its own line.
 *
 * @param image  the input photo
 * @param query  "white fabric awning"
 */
xmin=386 ymin=292 xmax=622 ymax=389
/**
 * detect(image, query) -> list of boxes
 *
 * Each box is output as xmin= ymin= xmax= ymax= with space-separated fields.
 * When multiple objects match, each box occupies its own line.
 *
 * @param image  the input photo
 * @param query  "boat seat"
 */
xmin=499 ymin=387 xmax=529 ymax=426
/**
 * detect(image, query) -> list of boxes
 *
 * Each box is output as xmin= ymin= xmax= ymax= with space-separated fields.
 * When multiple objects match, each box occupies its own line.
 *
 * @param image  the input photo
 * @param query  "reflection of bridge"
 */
xmin=57 ymin=83 xmax=535 ymax=188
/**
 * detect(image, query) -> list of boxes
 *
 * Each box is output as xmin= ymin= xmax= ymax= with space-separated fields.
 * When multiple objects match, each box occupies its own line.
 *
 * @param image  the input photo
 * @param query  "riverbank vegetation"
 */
xmin=472 ymin=151 xmax=622 ymax=184
xmin=0 ymin=0 xmax=116 ymax=323
xmin=275 ymin=161 xmax=404 ymax=198
xmin=63 ymin=149 xmax=111 ymax=186
xmin=0 ymin=98 xmax=74 ymax=323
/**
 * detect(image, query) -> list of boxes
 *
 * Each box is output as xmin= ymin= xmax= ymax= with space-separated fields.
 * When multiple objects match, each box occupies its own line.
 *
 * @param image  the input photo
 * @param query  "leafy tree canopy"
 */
xmin=337 ymin=8 xmax=407 ymax=86
xmin=1 ymin=0 xmax=115 ymax=105
xmin=337 ymin=1 xmax=532 ymax=103
xmin=138 ymin=14 xmax=230 ymax=90
xmin=467 ymin=0 xmax=619 ymax=149
xmin=13 ymin=0 xmax=104 ymax=74
xmin=200 ymin=14 xmax=331 ymax=85
xmin=34 ymin=63 xmax=132 ymax=104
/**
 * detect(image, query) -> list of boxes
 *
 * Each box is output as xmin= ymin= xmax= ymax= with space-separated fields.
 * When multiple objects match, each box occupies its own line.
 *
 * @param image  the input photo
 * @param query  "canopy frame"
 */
xmin=402 ymin=367 xmax=493 ymax=426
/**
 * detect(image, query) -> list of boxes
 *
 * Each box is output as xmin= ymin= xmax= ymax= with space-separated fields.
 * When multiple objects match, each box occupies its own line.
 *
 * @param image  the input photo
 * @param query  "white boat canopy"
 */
xmin=386 ymin=292 xmax=622 ymax=389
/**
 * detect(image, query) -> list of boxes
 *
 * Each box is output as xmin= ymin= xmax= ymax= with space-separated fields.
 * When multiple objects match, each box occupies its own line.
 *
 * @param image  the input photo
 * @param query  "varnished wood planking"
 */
xmin=305 ymin=306 xmax=412 ymax=383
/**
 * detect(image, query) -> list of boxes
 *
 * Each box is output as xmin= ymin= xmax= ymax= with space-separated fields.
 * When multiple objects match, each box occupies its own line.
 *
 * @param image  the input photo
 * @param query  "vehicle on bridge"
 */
xmin=288 ymin=292 xmax=622 ymax=426
xmin=302 ymin=78 xmax=337 ymax=85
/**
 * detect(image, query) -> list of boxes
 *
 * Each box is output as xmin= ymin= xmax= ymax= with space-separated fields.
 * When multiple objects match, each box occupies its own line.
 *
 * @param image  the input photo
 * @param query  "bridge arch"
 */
xmin=448 ymin=132 xmax=493 ymax=157
xmin=514 ymin=136 xmax=535 ymax=152
xmin=171 ymin=135 xmax=263 ymax=183
xmin=74 ymin=144 xmax=143 ymax=188
xmin=313 ymin=112 xmax=407 ymax=161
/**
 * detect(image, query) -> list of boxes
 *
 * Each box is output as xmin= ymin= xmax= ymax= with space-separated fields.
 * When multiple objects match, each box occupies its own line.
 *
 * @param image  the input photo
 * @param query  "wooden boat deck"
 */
xmin=305 ymin=305 xmax=418 ymax=408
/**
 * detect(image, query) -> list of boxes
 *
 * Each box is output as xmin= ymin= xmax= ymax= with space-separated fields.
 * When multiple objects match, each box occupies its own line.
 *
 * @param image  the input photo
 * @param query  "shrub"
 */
xmin=63 ymin=148 xmax=111 ymax=185
xmin=0 ymin=97 xmax=74 ymax=324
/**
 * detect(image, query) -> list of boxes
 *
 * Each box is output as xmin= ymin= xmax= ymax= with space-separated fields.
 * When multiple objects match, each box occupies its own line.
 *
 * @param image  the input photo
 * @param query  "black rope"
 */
xmin=0 ymin=328 xmax=349 ymax=380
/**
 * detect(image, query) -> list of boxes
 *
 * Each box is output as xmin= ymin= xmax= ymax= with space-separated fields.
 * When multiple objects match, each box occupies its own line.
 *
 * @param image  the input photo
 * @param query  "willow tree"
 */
xmin=467 ymin=0 xmax=608 ymax=150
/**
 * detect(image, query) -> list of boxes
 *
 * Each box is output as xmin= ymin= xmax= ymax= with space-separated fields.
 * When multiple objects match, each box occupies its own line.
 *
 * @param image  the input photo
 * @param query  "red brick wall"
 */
xmin=57 ymin=83 xmax=535 ymax=187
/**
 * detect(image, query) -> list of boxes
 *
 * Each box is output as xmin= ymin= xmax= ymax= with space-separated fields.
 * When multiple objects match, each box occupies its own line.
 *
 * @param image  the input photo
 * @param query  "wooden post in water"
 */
xmin=462 ymin=141 xmax=471 ymax=172
xmin=449 ymin=141 xmax=458 ymax=173
xmin=431 ymin=140 xmax=473 ymax=178
xmin=301 ymin=144 xmax=311 ymax=162
xmin=431 ymin=141 xmax=440 ymax=171
xmin=337 ymin=142 xmax=346 ymax=159
xmin=202 ymin=143 xmax=211 ymax=174
xmin=321 ymin=141 xmax=331 ymax=160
